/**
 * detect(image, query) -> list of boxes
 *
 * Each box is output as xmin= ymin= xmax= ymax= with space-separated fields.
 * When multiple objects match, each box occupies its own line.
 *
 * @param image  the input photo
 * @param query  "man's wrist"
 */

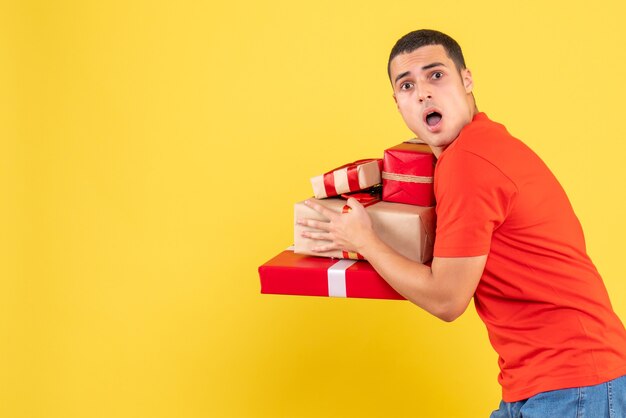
xmin=356 ymin=230 xmax=386 ymax=260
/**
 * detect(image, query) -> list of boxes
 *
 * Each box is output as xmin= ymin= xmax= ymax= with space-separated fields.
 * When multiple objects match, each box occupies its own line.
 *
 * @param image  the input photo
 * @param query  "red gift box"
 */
xmin=259 ymin=248 xmax=405 ymax=300
xmin=382 ymin=140 xmax=436 ymax=207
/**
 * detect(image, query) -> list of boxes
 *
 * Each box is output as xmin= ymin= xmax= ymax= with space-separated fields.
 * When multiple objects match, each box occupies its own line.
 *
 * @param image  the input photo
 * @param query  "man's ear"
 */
xmin=392 ymin=93 xmax=398 ymax=109
xmin=462 ymin=69 xmax=474 ymax=93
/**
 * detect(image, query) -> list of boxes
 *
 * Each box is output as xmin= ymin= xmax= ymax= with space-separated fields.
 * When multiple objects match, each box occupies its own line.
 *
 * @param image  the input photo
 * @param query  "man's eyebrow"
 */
xmin=394 ymin=71 xmax=411 ymax=84
xmin=422 ymin=62 xmax=446 ymax=71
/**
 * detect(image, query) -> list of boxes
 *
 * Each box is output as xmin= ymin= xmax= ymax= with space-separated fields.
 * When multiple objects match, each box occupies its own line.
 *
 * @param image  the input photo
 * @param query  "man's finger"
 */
xmin=345 ymin=197 xmax=365 ymax=211
xmin=301 ymin=230 xmax=333 ymax=241
xmin=297 ymin=218 xmax=331 ymax=231
xmin=311 ymin=243 xmax=339 ymax=253
xmin=304 ymin=199 xmax=339 ymax=221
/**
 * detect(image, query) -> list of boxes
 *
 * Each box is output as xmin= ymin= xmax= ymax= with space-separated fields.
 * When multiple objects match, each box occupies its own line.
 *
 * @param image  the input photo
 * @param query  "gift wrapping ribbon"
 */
xmin=381 ymin=171 xmax=433 ymax=184
xmin=285 ymin=246 xmax=354 ymax=297
xmin=339 ymin=192 xmax=380 ymax=260
xmin=327 ymin=259 xmax=357 ymax=297
xmin=323 ymin=159 xmax=382 ymax=198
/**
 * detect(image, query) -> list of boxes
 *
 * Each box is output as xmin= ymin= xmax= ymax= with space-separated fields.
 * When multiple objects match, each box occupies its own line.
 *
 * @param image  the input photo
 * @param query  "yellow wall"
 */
xmin=2 ymin=1 xmax=626 ymax=417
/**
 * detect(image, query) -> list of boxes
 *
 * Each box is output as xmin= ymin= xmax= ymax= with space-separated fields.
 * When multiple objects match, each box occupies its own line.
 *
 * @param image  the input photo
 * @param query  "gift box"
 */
xmin=382 ymin=140 xmax=436 ymax=207
xmin=311 ymin=159 xmax=383 ymax=199
xmin=258 ymin=247 xmax=405 ymax=300
xmin=294 ymin=197 xmax=435 ymax=263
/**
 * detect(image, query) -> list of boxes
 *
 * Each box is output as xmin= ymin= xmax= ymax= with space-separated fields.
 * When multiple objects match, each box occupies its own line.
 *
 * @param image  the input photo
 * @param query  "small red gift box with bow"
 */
xmin=310 ymin=159 xmax=383 ymax=199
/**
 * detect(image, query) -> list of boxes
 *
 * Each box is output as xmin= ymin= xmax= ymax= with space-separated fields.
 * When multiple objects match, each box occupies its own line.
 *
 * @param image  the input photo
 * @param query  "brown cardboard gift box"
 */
xmin=294 ymin=197 xmax=435 ymax=263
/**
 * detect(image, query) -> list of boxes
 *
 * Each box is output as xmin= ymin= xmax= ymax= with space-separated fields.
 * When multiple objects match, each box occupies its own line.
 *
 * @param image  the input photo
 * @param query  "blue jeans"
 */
xmin=490 ymin=375 xmax=626 ymax=418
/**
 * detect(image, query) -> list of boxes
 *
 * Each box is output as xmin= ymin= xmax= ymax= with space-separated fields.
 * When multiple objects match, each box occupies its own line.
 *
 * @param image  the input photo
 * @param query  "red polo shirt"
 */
xmin=434 ymin=112 xmax=626 ymax=401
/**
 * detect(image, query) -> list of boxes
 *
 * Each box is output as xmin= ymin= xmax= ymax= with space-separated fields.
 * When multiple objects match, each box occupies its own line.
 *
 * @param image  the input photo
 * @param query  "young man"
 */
xmin=298 ymin=29 xmax=626 ymax=417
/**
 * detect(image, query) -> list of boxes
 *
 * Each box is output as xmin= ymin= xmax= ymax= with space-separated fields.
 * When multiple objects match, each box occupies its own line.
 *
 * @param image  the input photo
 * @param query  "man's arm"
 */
xmin=298 ymin=198 xmax=486 ymax=321
xmin=359 ymin=238 xmax=486 ymax=321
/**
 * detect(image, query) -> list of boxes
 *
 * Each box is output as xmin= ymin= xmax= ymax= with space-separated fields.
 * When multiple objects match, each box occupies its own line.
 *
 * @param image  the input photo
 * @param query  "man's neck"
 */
xmin=430 ymin=145 xmax=445 ymax=158
xmin=430 ymin=106 xmax=479 ymax=158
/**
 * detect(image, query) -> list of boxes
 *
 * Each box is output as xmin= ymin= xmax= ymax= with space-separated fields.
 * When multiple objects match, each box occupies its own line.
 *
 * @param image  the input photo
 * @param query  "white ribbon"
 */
xmin=327 ymin=259 xmax=357 ymax=297
xmin=286 ymin=245 xmax=356 ymax=298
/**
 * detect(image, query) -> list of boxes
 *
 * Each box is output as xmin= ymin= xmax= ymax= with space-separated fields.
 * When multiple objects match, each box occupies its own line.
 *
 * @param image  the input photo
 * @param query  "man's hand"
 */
xmin=296 ymin=197 xmax=378 ymax=255
xmin=297 ymin=197 xmax=486 ymax=322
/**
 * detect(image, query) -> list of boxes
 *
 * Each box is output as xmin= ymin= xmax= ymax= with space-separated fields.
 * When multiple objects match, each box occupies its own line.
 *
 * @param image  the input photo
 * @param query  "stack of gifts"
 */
xmin=258 ymin=139 xmax=437 ymax=300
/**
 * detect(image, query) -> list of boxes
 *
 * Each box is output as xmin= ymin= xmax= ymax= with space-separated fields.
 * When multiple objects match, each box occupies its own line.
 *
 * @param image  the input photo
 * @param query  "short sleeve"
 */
xmin=433 ymin=150 xmax=517 ymax=257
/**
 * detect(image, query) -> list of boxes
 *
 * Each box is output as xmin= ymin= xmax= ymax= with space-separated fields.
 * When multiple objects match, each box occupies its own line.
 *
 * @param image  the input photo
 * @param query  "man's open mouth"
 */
xmin=426 ymin=111 xmax=442 ymax=127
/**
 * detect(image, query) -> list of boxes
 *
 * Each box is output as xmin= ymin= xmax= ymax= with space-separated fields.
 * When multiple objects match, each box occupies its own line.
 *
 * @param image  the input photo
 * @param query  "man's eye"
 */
xmin=432 ymin=71 xmax=443 ymax=80
xmin=400 ymin=82 xmax=413 ymax=90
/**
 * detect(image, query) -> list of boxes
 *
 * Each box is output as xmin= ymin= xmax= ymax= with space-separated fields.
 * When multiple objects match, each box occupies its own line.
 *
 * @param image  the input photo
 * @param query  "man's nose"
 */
xmin=416 ymin=81 xmax=432 ymax=102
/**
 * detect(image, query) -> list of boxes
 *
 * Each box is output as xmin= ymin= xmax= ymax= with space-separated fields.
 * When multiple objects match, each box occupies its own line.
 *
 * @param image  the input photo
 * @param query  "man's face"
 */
xmin=390 ymin=45 xmax=475 ymax=151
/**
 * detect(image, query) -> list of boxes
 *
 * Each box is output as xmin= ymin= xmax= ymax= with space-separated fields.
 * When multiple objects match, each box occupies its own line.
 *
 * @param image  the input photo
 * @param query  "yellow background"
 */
xmin=2 ymin=1 xmax=626 ymax=417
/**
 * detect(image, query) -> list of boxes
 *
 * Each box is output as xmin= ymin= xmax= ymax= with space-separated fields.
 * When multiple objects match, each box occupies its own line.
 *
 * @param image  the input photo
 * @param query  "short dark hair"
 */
xmin=387 ymin=29 xmax=466 ymax=79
